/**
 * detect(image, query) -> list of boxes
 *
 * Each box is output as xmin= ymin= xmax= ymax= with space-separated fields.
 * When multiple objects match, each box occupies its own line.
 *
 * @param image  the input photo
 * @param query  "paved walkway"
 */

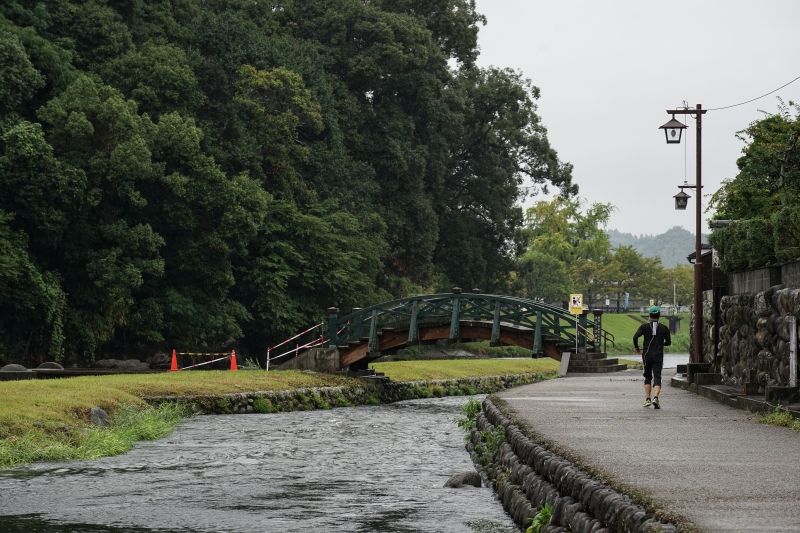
xmin=496 ymin=369 xmax=800 ymax=532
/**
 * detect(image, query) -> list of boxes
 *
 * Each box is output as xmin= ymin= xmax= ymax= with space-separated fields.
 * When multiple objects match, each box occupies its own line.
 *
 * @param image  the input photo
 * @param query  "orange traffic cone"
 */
xmin=229 ymin=349 xmax=238 ymax=371
xmin=169 ymin=349 xmax=178 ymax=371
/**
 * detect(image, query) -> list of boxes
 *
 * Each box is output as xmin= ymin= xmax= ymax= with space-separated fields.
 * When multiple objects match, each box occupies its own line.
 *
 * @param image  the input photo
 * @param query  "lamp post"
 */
xmin=659 ymin=104 xmax=708 ymax=365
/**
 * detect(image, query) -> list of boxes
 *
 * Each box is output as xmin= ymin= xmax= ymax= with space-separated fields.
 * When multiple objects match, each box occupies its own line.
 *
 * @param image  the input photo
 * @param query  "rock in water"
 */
xmin=90 ymin=407 xmax=110 ymax=428
xmin=444 ymin=471 xmax=481 ymax=488
xmin=37 ymin=362 xmax=64 ymax=370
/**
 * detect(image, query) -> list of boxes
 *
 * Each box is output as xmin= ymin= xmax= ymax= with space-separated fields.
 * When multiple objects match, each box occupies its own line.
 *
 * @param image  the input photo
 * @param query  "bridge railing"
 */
xmin=327 ymin=292 xmax=606 ymax=354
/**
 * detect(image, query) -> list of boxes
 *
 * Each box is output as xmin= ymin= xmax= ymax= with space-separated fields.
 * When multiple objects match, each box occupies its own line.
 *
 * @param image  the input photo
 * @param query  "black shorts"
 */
xmin=643 ymin=356 xmax=663 ymax=387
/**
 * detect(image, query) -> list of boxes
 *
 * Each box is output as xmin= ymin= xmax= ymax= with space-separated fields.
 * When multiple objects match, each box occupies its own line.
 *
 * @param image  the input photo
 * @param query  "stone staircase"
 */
xmin=566 ymin=350 xmax=627 ymax=373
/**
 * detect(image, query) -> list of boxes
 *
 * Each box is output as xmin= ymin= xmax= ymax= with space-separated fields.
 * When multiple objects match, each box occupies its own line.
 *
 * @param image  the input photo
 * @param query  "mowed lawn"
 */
xmin=600 ymin=313 xmax=689 ymax=355
xmin=0 ymin=370 xmax=351 ymax=438
xmin=372 ymin=358 xmax=559 ymax=382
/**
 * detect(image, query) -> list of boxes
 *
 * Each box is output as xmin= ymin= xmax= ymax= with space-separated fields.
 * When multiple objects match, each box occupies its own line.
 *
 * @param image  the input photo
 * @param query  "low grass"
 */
xmin=600 ymin=314 xmax=689 ymax=355
xmin=0 ymin=402 xmax=192 ymax=467
xmin=372 ymin=358 xmax=559 ymax=382
xmin=618 ymin=358 xmax=643 ymax=370
xmin=0 ymin=370 xmax=351 ymax=467
xmin=757 ymin=406 xmax=800 ymax=432
xmin=396 ymin=341 xmax=530 ymax=360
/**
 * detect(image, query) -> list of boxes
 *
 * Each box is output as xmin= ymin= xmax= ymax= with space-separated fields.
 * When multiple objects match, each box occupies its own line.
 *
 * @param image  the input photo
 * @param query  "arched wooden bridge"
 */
xmin=326 ymin=290 xmax=618 ymax=371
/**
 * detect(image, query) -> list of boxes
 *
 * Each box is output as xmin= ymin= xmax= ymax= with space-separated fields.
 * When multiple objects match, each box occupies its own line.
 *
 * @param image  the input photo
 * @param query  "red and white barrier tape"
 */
xmin=269 ymin=322 xmax=324 ymax=352
xmin=269 ymin=336 xmax=325 ymax=362
xmin=178 ymin=353 xmax=233 ymax=371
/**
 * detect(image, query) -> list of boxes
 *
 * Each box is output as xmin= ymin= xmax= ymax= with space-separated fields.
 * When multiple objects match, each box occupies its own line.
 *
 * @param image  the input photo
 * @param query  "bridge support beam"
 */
xmin=578 ymin=312 xmax=587 ymax=349
xmin=491 ymin=301 xmax=501 ymax=345
xmin=327 ymin=307 xmax=339 ymax=348
xmin=449 ymin=297 xmax=461 ymax=341
xmin=407 ymin=303 xmax=419 ymax=345
xmin=533 ymin=311 xmax=542 ymax=357
xmin=592 ymin=310 xmax=603 ymax=353
xmin=368 ymin=309 xmax=379 ymax=353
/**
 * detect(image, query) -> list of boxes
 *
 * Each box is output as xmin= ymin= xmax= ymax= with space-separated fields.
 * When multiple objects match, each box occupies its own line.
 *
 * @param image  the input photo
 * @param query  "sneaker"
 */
xmin=653 ymin=397 xmax=661 ymax=410
xmin=642 ymin=398 xmax=651 ymax=408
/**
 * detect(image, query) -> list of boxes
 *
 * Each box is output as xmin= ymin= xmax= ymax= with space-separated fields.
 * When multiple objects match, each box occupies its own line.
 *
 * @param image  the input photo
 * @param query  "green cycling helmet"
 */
xmin=649 ymin=305 xmax=660 ymax=315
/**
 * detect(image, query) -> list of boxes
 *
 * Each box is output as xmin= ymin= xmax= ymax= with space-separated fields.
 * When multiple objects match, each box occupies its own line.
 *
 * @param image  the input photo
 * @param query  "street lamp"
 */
xmin=673 ymin=189 xmax=690 ymax=210
xmin=659 ymin=115 xmax=687 ymax=144
xmin=660 ymin=104 xmax=708 ymax=365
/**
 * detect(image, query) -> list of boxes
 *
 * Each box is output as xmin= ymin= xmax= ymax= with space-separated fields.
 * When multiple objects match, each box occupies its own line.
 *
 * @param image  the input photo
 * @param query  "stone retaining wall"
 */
xmin=718 ymin=284 xmax=800 ymax=388
xmin=142 ymin=373 xmax=548 ymax=414
xmin=689 ymin=290 xmax=715 ymax=364
xmin=467 ymin=398 xmax=676 ymax=533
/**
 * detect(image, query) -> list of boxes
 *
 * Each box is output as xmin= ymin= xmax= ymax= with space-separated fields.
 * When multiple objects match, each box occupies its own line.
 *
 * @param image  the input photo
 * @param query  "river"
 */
xmin=0 ymin=396 xmax=518 ymax=533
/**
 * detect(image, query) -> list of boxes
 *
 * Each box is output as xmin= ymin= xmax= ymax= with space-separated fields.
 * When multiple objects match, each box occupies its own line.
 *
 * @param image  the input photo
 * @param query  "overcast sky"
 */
xmin=473 ymin=0 xmax=800 ymax=236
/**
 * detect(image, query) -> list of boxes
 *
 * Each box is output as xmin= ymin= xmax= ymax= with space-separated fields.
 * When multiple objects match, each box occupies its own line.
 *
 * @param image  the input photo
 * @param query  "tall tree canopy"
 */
xmin=0 ymin=0 xmax=574 ymax=364
xmin=709 ymin=101 xmax=800 ymax=271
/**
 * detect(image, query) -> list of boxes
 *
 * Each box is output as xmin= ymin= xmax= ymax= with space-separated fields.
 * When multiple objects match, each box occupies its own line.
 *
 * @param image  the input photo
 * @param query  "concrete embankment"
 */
xmin=142 ymin=373 xmax=549 ymax=414
xmin=468 ymin=397 xmax=675 ymax=533
xmin=491 ymin=370 xmax=800 ymax=533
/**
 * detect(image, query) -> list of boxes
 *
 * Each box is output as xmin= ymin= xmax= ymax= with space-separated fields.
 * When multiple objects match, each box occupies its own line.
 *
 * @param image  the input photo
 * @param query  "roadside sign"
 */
xmin=650 ymin=299 xmax=654 ymax=306
xmin=569 ymin=294 xmax=583 ymax=315
xmin=605 ymin=298 xmax=610 ymax=306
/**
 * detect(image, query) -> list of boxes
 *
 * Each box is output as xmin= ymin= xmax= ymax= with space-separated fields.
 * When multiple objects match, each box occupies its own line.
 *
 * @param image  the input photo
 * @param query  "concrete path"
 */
xmin=496 ymin=369 xmax=800 ymax=532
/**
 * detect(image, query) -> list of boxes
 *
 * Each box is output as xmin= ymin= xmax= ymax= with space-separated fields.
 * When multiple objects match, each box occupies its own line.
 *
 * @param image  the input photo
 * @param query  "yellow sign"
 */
xmin=569 ymin=294 xmax=583 ymax=315
xmin=649 ymin=299 xmax=654 ymax=306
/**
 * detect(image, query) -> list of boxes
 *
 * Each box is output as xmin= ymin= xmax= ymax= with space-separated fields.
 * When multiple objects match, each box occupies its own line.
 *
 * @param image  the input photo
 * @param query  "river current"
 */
xmin=0 ymin=396 xmax=518 ymax=532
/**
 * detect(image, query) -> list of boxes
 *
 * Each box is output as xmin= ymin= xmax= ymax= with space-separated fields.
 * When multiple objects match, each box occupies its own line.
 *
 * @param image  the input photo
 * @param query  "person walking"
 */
xmin=633 ymin=306 xmax=671 ymax=409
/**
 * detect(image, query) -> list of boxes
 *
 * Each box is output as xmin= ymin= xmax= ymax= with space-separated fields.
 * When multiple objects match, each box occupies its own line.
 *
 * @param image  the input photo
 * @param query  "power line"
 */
xmin=707 ymin=75 xmax=800 ymax=111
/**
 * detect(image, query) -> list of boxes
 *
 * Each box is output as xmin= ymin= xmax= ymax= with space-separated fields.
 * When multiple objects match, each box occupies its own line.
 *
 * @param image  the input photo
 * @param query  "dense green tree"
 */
xmin=515 ymin=251 xmax=571 ymax=302
xmin=0 ymin=0 xmax=575 ymax=364
xmin=524 ymin=197 xmax=612 ymax=263
xmin=709 ymin=101 xmax=800 ymax=270
xmin=604 ymin=245 xmax=663 ymax=308
xmin=0 ymin=28 xmax=44 ymax=124
xmin=710 ymin=101 xmax=800 ymax=221
xmin=103 ymin=41 xmax=204 ymax=118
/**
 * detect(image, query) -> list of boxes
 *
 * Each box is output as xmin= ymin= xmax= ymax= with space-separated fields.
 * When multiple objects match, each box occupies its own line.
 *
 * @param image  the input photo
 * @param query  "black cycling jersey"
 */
xmin=633 ymin=320 xmax=671 ymax=360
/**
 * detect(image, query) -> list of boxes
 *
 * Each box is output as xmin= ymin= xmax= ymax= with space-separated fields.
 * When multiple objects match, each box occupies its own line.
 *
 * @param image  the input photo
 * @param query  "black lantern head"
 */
xmin=659 ymin=115 xmax=687 ymax=144
xmin=674 ymin=190 xmax=690 ymax=210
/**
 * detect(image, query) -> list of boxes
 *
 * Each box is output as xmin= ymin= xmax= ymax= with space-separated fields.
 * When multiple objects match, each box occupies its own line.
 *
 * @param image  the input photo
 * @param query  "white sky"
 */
xmin=474 ymin=0 xmax=800 ymax=236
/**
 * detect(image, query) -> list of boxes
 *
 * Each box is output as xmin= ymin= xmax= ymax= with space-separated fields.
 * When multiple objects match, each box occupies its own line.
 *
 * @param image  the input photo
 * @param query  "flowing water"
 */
xmin=0 ymin=397 xmax=518 ymax=533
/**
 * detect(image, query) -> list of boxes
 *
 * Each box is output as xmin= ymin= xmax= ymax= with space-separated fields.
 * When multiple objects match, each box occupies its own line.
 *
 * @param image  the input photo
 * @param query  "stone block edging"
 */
xmin=141 ymin=372 xmax=551 ymax=414
xmin=471 ymin=397 xmax=679 ymax=533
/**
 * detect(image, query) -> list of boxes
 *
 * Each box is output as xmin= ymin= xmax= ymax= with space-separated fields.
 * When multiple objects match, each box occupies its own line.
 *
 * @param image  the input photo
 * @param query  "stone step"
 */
xmin=568 ymin=358 xmax=619 ymax=368
xmin=568 ymin=364 xmax=628 ymax=373
xmin=568 ymin=352 xmax=608 ymax=361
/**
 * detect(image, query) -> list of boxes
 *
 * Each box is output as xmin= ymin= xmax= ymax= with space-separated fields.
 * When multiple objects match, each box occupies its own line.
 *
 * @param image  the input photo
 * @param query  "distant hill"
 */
xmin=607 ymin=226 xmax=708 ymax=267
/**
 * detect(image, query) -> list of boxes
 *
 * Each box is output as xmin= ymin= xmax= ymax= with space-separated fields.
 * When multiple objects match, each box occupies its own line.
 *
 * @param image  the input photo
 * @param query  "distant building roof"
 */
xmin=686 ymin=243 xmax=713 ymax=263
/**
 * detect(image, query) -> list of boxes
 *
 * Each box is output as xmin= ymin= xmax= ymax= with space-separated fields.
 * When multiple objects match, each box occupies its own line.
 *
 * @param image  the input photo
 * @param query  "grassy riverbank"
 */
xmin=0 ymin=370 xmax=352 ymax=467
xmin=373 ymin=358 xmax=559 ymax=381
xmin=599 ymin=314 xmax=689 ymax=355
xmin=0 ymin=360 xmax=558 ymax=467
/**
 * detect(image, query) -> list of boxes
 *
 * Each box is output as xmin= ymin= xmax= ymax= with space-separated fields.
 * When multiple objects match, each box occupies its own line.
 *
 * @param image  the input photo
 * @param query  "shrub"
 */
xmin=333 ymin=392 xmax=353 ymax=407
xmin=454 ymin=397 xmax=481 ymax=432
xmin=252 ymin=398 xmax=274 ymax=413
xmin=710 ymin=218 xmax=776 ymax=272
xmin=481 ymin=424 xmax=505 ymax=457
xmin=310 ymin=394 xmax=330 ymax=410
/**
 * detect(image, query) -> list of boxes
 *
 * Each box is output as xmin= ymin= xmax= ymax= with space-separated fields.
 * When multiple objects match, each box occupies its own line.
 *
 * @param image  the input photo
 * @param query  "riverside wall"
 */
xmin=718 ymin=285 xmax=800 ymax=389
xmin=688 ymin=289 xmax=715 ymax=364
xmin=468 ymin=398 xmax=676 ymax=533
xmin=142 ymin=373 xmax=548 ymax=414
